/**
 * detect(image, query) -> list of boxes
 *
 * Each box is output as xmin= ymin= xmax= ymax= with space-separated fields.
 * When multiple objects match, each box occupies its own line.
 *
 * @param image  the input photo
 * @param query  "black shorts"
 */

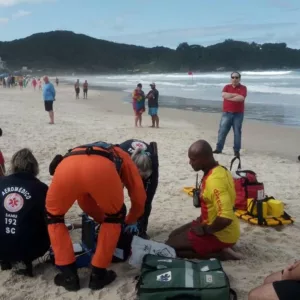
xmin=44 ymin=101 xmax=53 ymax=112
xmin=273 ymin=280 xmax=300 ymax=299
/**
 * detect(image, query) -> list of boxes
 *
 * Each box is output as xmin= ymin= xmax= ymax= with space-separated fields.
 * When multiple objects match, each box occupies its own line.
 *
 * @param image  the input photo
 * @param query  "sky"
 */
xmin=0 ymin=0 xmax=300 ymax=49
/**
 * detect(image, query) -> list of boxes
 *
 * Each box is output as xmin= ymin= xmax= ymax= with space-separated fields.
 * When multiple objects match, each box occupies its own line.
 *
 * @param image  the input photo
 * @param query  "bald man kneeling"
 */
xmin=166 ymin=140 xmax=242 ymax=261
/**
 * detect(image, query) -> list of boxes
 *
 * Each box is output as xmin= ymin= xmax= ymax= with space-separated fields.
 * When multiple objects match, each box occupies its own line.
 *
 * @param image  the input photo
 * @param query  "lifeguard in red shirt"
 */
xmin=213 ymin=72 xmax=247 ymax=158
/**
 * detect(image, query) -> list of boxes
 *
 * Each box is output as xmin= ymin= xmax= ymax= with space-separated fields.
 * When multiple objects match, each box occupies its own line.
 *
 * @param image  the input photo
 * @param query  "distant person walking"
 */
xmin=146 ymin=83 xmax=159 ymax=128
xmin=38 ymin=79 xmax=42 ymax=91
xmin=11 ymin=76 xmax=15 ymax=87
xmin=43 ymin=76 xmax=56 ymax=125
xmin=132 ymin=83 xmax=145 ymax=127
xmin=6 ymin=76 xmax=11 ymax=88
xmin=213 ymin=72 xmax=247 ymax=158
xmin=56 ymin=77 xmax=59 ymax=87
xmin=74 ymin=79 xmax=80 ymax=99
xmin=32 ymin=78 xmax=37 ymax=91
xmin=83 ymin=80 xmax=88 ymax=99
xmin=19 ymin=77 xmax=23 ymax=90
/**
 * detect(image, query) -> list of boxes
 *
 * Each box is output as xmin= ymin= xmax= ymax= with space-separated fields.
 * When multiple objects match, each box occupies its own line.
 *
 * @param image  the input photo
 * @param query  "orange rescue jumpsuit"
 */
xmin=46 ymin=146 xmax=146 ymax=269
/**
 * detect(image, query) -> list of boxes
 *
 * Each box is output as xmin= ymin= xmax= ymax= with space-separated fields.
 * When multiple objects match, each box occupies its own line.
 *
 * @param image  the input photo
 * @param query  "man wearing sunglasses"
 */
xmin=213 ymin=72 xmax=247 ymax=158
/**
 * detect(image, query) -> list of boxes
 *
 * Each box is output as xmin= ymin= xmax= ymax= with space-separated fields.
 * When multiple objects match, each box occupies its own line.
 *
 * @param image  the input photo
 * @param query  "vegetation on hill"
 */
xmin=0 ymin=31 xmax=299 ymax=73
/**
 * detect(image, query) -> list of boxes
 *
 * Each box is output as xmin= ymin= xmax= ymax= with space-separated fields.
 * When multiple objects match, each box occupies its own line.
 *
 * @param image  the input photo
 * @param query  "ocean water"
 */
xmin=63 ymin=70 xmax=300 ymax=127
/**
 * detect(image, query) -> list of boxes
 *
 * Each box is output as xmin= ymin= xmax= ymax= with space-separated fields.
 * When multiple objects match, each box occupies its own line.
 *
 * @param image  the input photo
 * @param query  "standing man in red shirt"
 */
xmin=213 ymin=72 xmax=247 ymax=158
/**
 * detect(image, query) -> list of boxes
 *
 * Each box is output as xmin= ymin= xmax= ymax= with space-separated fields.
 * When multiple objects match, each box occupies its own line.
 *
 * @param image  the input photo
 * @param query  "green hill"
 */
xmin=0 ymin=31 xmax=300 ymax=73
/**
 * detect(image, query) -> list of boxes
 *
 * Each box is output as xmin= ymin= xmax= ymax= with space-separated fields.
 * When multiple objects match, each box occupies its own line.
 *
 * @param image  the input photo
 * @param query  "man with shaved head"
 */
xmin=166 ymin=140 xmax=241 ymax=260
xmin=43 ymin=76 xmax=56 ymax=124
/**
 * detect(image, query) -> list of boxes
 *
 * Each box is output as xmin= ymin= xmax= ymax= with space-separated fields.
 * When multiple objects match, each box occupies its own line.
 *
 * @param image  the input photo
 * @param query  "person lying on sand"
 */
xmin=166 ymin=139 xmax=242 ymax=261
xmin=47 ymin=141 xmax=146 ymax=291
xmin=248 ymin=260 xmax=300 ymax=300
xmin=0 ymin=149 xmax=50 ymax=277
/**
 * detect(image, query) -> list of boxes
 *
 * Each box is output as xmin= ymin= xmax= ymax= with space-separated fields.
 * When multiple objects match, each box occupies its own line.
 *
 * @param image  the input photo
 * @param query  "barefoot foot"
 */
xmin=221 ymin=248 xmax=244 ymax=261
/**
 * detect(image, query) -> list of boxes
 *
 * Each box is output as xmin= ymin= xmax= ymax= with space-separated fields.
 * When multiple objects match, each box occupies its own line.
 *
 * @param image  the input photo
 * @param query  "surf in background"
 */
xmin=62 ymin=70 xmax=300 ymax=127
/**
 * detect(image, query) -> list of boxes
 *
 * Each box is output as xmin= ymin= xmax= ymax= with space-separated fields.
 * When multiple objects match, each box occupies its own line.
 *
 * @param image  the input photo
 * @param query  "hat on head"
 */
xmin=150 ymin=82 xmax=156 ymax=87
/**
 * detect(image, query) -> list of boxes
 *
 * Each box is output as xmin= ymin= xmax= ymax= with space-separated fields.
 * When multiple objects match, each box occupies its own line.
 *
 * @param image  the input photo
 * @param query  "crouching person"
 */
xmin=166 ymin=140 xmax=242 ymax=260
xmin=46 ymin=142 xmax=146 ymax=291
xmin=0 ymin=149 xmax=50 ymax=276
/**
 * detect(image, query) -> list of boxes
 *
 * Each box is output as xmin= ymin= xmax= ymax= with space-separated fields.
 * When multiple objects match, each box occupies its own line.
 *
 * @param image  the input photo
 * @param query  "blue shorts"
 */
xmin=148 ymin=107 xmax=158 ymax=116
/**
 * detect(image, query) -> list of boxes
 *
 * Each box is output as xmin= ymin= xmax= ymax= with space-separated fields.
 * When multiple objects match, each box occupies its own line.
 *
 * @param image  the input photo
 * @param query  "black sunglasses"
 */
xmin=231 ymin=76 xmax=240 ymax=79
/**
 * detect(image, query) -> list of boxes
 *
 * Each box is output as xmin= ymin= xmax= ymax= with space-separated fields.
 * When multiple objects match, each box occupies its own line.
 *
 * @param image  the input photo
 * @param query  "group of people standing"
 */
xmin=74 ymin=79 xmax=88 ymax=99
xmin=1 ymin=76 xmax=30 ymax=89
xmin=132 ymin=83 xmax=159 ymax=128
xmin=31 ymin=78 xmax=43 ymax=91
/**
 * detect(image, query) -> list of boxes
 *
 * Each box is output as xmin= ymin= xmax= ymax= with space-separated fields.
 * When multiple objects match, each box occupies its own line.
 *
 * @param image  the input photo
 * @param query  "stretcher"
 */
xmin=182 ymin=186 xmax=294 ymax=226
xmin=234 ymin=209 xmax=294 ymax=226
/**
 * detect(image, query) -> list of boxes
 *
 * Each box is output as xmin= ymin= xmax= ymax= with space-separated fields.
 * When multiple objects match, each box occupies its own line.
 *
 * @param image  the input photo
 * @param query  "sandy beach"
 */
xmin=0 ymin=84 xmax=300 ymax=300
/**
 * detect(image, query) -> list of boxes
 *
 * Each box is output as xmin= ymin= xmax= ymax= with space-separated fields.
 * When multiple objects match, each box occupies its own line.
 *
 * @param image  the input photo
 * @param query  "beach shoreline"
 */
xmin=0 ymin=85 xmax=299 ymax=300
xmin=57 ymin=82 xmax=300 ymax=160
xmin=60 ymin=77 xmax=300 ymax=129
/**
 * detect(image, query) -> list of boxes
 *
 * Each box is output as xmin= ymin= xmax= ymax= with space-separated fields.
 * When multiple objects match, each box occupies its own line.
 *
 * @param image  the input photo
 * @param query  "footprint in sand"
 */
xmin=117 ymin=282 xmax=136 ymax=300
xmin=265 ymin=236 xmax=279 ymax=243
xmin=9 ymin=295 xmax=23 ymax=300
xmin=274 ymin=226 xmax=285 ymax=232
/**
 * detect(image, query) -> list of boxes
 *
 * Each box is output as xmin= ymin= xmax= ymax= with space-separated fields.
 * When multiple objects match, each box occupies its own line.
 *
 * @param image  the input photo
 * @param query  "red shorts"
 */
xmin=187 ymin=221 xmax=234 ymax=256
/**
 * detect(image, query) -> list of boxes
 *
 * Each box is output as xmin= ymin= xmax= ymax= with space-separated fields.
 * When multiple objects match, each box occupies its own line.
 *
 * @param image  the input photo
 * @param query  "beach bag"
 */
xmin=230 ymin=157 xmax=264 ymax=210
xmin=136 ymin=254 xmax=237 ymax=300
xmin=129 ymin=236 xmax=176 ymax=268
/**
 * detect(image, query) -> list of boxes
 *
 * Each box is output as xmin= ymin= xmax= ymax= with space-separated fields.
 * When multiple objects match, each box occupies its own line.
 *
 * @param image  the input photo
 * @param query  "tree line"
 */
xmin=0 ymin=31 xmax=299 ymax=73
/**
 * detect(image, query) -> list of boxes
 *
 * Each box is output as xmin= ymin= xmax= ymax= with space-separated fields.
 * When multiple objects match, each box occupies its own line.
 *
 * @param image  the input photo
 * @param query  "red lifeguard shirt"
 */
xmin=222 ymin=84 xmax=247 ymax=113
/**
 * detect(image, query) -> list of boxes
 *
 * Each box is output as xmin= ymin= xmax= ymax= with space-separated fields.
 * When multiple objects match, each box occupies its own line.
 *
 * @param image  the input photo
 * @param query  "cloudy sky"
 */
xmin=0 ymin=0 xmax=300 ymax=49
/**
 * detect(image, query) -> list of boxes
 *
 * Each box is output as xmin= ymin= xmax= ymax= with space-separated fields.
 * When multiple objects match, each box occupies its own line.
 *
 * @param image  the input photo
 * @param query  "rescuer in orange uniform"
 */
xmin=46 ymin=142 xmax=146 ymax=291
